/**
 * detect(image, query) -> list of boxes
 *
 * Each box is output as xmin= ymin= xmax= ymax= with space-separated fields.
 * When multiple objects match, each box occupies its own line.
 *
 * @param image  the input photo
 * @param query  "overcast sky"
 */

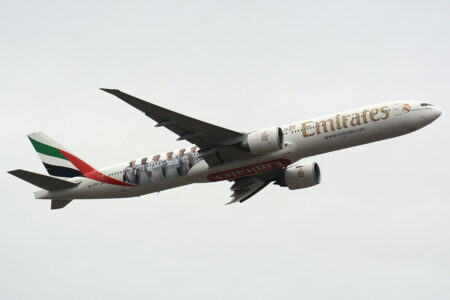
xmin=1 ymin=0 xmax=449 ymax=299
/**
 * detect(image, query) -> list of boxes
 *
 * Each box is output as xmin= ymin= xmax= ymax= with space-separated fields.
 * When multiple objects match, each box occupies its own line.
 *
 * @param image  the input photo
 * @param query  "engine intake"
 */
xmin=242 ymin=127 xmax=284 ymax=155
xmin=281 ymin=162 xmax=321 ymax=190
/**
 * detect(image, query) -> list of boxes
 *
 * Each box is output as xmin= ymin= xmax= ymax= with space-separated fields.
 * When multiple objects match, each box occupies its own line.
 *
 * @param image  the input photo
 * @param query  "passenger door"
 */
xmin=394 ymin=103 xmax=403 ymax=116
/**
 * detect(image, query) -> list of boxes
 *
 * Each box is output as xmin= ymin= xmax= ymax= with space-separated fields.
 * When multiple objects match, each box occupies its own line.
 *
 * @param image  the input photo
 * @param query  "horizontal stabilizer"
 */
xmin=8 ymin=169 xmax=78 ymax=191
xmin=51 ymin=200 xmax=72 ymax=209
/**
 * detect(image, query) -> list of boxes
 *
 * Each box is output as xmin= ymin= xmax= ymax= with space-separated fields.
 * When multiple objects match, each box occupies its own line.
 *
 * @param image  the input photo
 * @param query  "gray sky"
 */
xmin=1 ymin=0 xmax=449 ymax=299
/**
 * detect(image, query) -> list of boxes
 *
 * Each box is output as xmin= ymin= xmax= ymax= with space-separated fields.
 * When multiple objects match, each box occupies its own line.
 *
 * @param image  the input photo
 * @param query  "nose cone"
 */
xmin=430 ymin=106 xmax=443 ymax=121
xmin=408 ymin=103 xmax=442 ymax=131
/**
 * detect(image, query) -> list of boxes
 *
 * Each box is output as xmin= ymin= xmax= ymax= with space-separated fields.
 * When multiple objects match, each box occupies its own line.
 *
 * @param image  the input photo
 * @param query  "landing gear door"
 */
xmin=394 ymin=103 xmax=402 ymax=116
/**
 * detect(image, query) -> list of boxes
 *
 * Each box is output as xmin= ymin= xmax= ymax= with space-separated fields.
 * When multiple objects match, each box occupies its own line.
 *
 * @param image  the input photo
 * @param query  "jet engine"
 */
xmin=278 ymin=162 xmax=321 ymax=190
xmin=241 ymin=127 xmax=284 ymax=155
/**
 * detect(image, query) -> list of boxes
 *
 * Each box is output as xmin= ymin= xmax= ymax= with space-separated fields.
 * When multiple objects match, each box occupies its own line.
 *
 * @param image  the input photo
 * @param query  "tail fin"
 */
xmin=8 ymin=169 xmax=79 ymax=190
xmin=28 ymin=132 xmax=93 ymax=178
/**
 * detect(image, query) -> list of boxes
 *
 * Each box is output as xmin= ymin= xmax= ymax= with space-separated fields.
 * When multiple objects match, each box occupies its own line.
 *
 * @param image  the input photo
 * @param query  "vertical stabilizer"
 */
xmin=27 ymin=132 xmax=89 ymax=178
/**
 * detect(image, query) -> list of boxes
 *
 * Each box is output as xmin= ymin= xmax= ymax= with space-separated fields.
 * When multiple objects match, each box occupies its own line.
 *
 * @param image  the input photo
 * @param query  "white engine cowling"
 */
xmin=242 ymin=127 xmax=284 ymax=155
xmin=283 ymin=162 xmax=321 ymax=190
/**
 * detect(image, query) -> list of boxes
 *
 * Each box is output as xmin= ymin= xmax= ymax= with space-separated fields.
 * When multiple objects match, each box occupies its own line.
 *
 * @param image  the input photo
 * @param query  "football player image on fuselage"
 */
xmin=164 ymin=151 xmax=180 ymax=178
xmin=148 ymin=154 xmax=165 ymax=182
xmin=136 ymin=157 xmax=151 ymax=185
xmin=177 ymin=149 xmax=191 ymax=176
xmin=123 ymin=160 xmax=137 ymax=184
xmin=188 ymin=146 xmax=201 ymax=166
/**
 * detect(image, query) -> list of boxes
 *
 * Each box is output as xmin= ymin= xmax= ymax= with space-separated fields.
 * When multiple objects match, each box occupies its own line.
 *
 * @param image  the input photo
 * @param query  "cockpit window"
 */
xmin=421 ymin=103 xmax=433 ymax=107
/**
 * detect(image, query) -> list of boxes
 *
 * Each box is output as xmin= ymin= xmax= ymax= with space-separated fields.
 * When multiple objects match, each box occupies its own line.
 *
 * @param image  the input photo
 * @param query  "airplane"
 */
xmin=8 ymin=89 xmax=442 ymax=209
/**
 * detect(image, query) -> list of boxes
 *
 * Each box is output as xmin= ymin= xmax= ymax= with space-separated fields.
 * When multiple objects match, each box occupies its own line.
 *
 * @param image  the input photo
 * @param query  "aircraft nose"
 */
xmin=417 ymin=105 xmax=442 ymax=128
xmin=431 ymin=106 xmax=443 ymax=120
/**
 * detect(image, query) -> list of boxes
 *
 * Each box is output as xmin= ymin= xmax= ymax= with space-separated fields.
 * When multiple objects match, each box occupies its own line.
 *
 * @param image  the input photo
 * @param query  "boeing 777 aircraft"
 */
xmin=9 ymin=89 xmax=442 ymax=209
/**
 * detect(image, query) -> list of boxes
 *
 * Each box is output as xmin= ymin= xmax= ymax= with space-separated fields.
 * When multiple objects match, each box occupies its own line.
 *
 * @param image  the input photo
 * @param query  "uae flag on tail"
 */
xmin=28 ymin=132 xmax=84 ymax=178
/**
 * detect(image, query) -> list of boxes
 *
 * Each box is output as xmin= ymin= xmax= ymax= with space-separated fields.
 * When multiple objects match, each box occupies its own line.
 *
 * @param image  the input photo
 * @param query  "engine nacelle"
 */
xmin=242 ymin=127 xmax=284 ymax=155
xmin=282 ymin=162 xmax=321 ymax=190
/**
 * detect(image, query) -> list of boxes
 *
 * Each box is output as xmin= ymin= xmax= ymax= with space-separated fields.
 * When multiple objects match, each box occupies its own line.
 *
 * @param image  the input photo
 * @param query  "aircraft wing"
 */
xmin=227 ymin=169 xmax=283 ymax=204
xmin=101 ymin=89 xmax=253 ymax=166
xmin=101 ymin=89 xmax=243 ymax=148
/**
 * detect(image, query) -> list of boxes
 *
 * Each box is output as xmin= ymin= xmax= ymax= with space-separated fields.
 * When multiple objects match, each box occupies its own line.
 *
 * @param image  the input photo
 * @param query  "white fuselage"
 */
xmin=35 ymin=101 xmax=441 ymax=200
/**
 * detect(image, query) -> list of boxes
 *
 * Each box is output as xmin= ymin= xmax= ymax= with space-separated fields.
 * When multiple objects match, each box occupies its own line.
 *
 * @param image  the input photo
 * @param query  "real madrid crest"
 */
xmin=261 ymin=131 xmax=269 ymax=142
xmin=402 ymin=103 xmax=411 ymax=113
